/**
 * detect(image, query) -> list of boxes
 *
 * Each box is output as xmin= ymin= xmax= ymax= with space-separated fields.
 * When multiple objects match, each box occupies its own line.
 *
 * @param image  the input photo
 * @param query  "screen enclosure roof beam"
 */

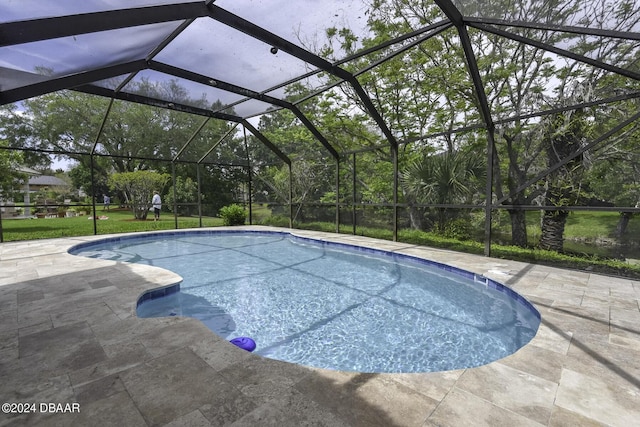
xmin=0 ymin=2 xmax=208 ymax=47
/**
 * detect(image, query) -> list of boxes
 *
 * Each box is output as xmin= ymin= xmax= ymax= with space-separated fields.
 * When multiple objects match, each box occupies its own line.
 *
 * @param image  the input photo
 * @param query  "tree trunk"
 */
xmin=407 ymin=205 xmax=424 ymax=230
xmin=539 ymin=210 xmax=568 ymax=251
xmin=508 ymin=209 xmax=528 ymax=247
xmin=616 ymin=212 xmax=632 ymax=237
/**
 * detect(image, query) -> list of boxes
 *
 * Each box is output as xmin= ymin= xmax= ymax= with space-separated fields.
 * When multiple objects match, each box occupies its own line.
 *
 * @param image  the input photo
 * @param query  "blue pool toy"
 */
xmin=230 ymin=337 xmax=256 ymax=352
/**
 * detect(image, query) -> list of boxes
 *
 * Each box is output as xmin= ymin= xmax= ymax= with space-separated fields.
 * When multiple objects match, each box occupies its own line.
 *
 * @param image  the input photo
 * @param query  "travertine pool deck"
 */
xmin=1 ymin=226 xmax=639 ymax=426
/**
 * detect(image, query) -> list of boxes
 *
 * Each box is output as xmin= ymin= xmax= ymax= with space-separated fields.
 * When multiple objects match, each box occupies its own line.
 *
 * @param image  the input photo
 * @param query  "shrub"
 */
xmin=219 ymin=204 xmax=247 ymax=226
xmin=440 ymin=218 xmax=472 ymax=240
xmin=259 ymin=215 xmax=290 ymax=227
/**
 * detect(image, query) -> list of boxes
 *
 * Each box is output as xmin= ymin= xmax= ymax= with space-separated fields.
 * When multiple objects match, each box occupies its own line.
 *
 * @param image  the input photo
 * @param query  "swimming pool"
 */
xmin=70 ymin=230 xmax=540 ymax=373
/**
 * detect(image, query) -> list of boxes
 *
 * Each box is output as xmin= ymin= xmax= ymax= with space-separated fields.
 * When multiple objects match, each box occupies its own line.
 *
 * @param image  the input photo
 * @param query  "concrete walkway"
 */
xmin=1 ymin=226 xmax=638 ymax=426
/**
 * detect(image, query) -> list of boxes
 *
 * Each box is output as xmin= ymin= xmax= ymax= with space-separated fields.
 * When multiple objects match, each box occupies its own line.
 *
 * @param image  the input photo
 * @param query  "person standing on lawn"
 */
xmin=151 ymin=191 xmax=161 ymax=221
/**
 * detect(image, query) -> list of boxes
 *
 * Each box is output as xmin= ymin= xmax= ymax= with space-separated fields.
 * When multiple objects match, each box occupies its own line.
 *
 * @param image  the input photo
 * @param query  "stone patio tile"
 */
xmin=16 ymin=285 xmax=117 ymax=322
xmin=548 ymin=406 xmax=608 ymax=427
xmin=18 ymin=319 xmax=53 ymax=337
xmin=137 ymin=317 xmax=221 ymax=358
xmin=228 ymin=387 xmax=348 ymax=427
xmin=0 ymin=373 xmax=75 ymax=425
xmin=68 ymin=342 xmax=152 ymax=389
xmin=219 ymin=354 xmax=312 ymax=405
xmin=543 ymin=305 xmax=610 ymax=335
xmin=189 ymin=334 xmax=253 ymax=372
xmin=73 ymin=373 xmax=126 ymax=406
xmin=18 ymin=321 xmax=107 ymax=378
xmin=341 ymin=374 xmax=437 ymax=427
xmin=528 ymin=321 xmax=573 ymax=355
xmin=17 ymin=288 xmax=44 ymax=304
xmin=120 ymin=347 xmax=247 ymax=426
xmin=164 ymin=410 xmax=213 ymax=427
xmin=526 ymin=287 xmax=584 ymax=306
xmin=498 ymin=340 xmax=565 ymax=383
xmin=580 ymin=293 xmax=610 ymax=310
xmin=63 ymin=390 xmax=147 ymax=427
xmin=425 ymin=388 xmax=545 ymax=427
xmin=610 ymin=306 xmax=640 ymax=329
xmin=197 ymin=393 xmax=260 ymax=426
xmin=379 ymin=370 xmax=463 ymax=402
xmin=293 ymin=369 xmax=436 ymax=427
xmin=0 ymin=292 xmax=17 ymax=315
xmin=563 ymin=335 xmax=640 ymax=387
xmin=0 ymin=329 xmax=18 ymax=356
xmin=583 ymin=285 xmax=611 ymax=298
xmin=609 ymin=295 xmax=639 ymax=310
xmin=51 ymin=302 xmax=119 ymax=328
xmin=89 ymin=315 xmax=187 ymax=348
xmin=555 ymin=368 xmax=640 ymax=427
xmin=454 ymin=362 xmax=557 ymax=425
xmin=609 ymin=332 xmax=640 ymax=351
xmin=0 ymin=309 xmax=18 ymax=332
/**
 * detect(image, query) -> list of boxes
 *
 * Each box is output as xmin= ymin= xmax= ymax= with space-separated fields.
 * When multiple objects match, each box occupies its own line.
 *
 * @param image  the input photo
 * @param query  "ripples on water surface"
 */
xmin=72 ymin=232 xmax=540 ymax=373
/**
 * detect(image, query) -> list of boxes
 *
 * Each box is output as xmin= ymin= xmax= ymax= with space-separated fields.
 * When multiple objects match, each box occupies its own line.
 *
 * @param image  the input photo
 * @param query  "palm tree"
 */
xmin=539 ymin=110 xmax=587 ymax=252
xmin=400 ymin=150 xmax=486 ymax=232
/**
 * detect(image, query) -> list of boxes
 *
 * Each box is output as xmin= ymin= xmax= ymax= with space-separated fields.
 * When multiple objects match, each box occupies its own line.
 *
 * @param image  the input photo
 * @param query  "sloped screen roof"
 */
xmin=2 ymin=0 xmax=640 ymax=160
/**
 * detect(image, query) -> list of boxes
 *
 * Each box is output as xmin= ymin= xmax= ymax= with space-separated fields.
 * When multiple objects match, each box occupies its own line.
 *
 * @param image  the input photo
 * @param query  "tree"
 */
xmin=165 ymin=176 xmax=199 ymax=216
xmin=108 ymin=171 xmax=169 ymax=220
xmin=0 ymin=142 xmax=26 ymax=198
xmin=13 ymin=78 xmax=238 ymax=176
xmin=320 ymin=0 xmax=556 ymax=244
xmin=68 ymin=159 xmax=110 ymax=200
xmin=538 ymin=110 xmax=590 ymax=251
xmin=323 ymin=0 xmax=640 ymax=250
xmin=400 ymin=150 xmax=486 ymax=232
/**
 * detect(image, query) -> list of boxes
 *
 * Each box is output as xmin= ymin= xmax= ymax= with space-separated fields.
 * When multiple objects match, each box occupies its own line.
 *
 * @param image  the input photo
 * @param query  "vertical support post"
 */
xmin=196 ymin=163 xmax=202 ymax=227
xmin=90 ymin=154 xmax=97 ymax=235
xmin=288 ymin=163 xmax=293 ymax=228
xmin=247 ymin=165 xmax=253 ymax=225
xmin=24 ymin=179 xmax=31 ymax=217
xmin=0 ymin=206 xmax=4 ymax=243
xmin=352 ymin=153 xmax=356 ymax=235
xmin=335 ymin=157 xmax=340 ymax=233
xmin=243 ymin=127 xmax=253 ymax=225
xmin=484 ymin=132 xmax=495 ymax=256
xmin=171 ymin=162 xmax=178 ymax=229
xmin=392 ymin=145 xmax=399 ymax=242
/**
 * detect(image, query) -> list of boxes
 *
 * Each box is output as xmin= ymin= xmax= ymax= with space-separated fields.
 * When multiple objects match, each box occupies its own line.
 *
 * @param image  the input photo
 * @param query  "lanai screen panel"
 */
xmin=0 ymin=23 xmax=181 ymax=92
xmin=122 ymin=69 xmax=244 ymax=111
xmin=154 ymin=17 xmax=318 ymax=95
xmin=218 ymin=99 xmax=280 ymax=118
xmin=90 ymin=99 xmax=218 ymax=163
xmin=486 ymin=26 xmax=640 ymax=73
xmin=215 ymin=0 xmax=371 ymax=61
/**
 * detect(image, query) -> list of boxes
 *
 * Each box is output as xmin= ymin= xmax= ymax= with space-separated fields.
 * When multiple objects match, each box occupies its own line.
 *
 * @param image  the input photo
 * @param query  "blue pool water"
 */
xmin=70 ymin=231 xmax=540 ymax=373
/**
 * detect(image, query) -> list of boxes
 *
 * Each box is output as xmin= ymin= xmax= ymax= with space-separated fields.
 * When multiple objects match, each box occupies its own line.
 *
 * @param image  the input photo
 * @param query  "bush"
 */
xmin=259 ymin=215 xmax=290 ymax=227
xmin=219 ymin=204 xmax=247 ymax=226
xmin=440 ymin=218 xmax=472 ymax=240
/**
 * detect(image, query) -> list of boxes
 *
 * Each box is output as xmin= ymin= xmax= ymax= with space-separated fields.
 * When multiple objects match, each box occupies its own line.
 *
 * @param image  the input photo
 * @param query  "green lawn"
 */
xmin=491 ymin=210 xmax=640 ymax=243
xmin=1 ymin=208 xmax=224 ymax=242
